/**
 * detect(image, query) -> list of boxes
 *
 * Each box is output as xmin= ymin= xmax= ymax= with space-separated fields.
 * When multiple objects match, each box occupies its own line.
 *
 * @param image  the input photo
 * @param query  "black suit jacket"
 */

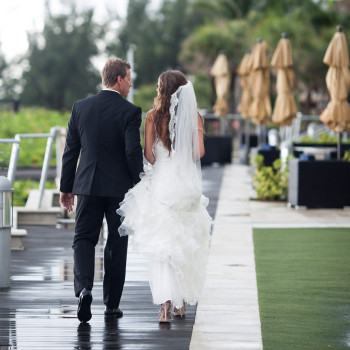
xmin=60 ymin=90 xmax=143 ymax=198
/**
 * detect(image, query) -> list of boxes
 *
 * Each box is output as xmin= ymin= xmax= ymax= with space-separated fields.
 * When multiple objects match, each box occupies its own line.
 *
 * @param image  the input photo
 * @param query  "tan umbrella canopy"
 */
xmin=271 ymin=34 xmax=297 ymax=126
xmin=237 ymin=52 xmax=252 ymax=119
xmin=320 ymin=27 xmax=350 ymax=133
xmin=210 ymin=53 xmax=231 ymax=117
xmin=249 ymin=40 xmax=271 ymax=125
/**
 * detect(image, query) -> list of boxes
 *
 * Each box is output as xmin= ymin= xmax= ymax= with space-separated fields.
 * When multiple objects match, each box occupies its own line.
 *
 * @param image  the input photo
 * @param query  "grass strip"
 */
xmin=253 ymin=227 xmax=350 ymax=350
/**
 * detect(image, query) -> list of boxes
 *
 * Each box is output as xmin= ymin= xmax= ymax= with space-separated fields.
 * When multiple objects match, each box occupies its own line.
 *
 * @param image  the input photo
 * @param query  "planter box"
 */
xmin=288 ymin=158 xmax=350 ymax=208
xmin=258 ymin=148 xmax=280 ymax=167
xmin=240 ymin=134 xmax=258 ymax=148
xmin=292 ymin=143 xmax=350 ymax=160
xmin=240 ymin=134 xmax=258 ymax=164
xmin=250 ymin=147 xmax=281 ymax=178
xmin=201 ymin=136 xmax=232 ymax=165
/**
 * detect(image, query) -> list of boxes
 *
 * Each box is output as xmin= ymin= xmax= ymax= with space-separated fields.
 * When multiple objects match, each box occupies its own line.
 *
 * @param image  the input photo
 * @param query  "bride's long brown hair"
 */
xmin=153 ymin=70 xmax=188 ymax=153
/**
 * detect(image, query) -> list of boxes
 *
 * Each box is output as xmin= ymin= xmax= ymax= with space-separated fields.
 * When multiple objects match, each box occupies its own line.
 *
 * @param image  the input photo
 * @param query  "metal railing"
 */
xmin=0 ymin=138 xmax=20 ymax=184
xmin=0 ymin=126 xmax=64 ymax=209
xmin=279 ymin=112 xmax=303 ymax=145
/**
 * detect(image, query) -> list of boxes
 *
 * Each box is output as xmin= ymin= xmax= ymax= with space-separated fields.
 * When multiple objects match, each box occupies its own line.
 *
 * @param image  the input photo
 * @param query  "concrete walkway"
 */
xmin=190 ymin=164 xmax=350 ymax=349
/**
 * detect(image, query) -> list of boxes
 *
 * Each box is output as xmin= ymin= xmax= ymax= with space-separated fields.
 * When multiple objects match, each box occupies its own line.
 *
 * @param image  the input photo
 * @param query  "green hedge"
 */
xmin=253 ymin=152 xmax=350 ymax=201
xmin=13 ymin=179 xmax=57 ymax=206
xmin=0 ymin=108 xmax=70 ymax=167
xmin=298 ymin=132 xmax=350 ymax=144
xmin=252 ymin=155 xmax=291 ymax=201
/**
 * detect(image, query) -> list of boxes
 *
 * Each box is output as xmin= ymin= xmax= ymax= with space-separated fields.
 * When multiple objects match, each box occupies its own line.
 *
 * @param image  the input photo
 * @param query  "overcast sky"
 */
xmin=0 ymin=0 xmax=159 ymax=60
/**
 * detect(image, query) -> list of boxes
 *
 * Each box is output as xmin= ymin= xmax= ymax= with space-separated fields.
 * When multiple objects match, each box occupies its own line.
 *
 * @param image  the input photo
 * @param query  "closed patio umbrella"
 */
xmin=237 ymin=52 xmax=252 ymax=119
xmin=249 ymin=40 xmax=271 ymax=125
xmin=237 ymin=52 xmax=253 ymax=162
xmin=320 ymin=25 xmax=350 ymax=158
xmin=271 ymin=34 xmax=297 ymax=127
xmin=210 ymin=53 xmax=231 ymax=117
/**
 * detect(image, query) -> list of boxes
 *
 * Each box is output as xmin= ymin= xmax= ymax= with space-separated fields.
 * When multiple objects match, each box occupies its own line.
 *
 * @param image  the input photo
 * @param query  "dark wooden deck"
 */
xmin=0 ymin=165 xmax=223 ymax=350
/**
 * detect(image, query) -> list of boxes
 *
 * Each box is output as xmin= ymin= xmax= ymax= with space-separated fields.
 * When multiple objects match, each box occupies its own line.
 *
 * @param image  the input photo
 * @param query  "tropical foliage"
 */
xmin=297 ymin=132 xmax=350 ymax=144
xmin=0 ymin=108 xmax=70 ymax=167
xmin=344 ymin=150 xmax=350 ymax=162
xmin=13 ymin=179 xmax=57 ymax=206
xmin=108 ymin=0 xmax=204 ymax=86
xmin=0 ymin=0 xmax=349 ymax=114
xmin=21 ymin=5 xmax=102 ymax=110
xmin=252 ymin=154 xmax=291 ymax=201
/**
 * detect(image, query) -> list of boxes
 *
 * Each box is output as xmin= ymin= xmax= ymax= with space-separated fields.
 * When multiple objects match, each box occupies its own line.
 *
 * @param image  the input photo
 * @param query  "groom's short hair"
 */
xmin=102 ymin=58 xmax=131 ymax=87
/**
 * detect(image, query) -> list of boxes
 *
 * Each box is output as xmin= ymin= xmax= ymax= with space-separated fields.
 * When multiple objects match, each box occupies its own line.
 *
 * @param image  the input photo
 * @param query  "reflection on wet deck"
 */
xmin=0 ymin=166 xmax=223 ymax=349
xmin=10 ymin=234 xmax=152 ymax=284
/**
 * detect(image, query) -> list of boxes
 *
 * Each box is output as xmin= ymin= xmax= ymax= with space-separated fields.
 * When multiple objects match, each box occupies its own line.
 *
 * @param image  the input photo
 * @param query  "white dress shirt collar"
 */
xmin=102 ymin=88 xmax=120 ymax=94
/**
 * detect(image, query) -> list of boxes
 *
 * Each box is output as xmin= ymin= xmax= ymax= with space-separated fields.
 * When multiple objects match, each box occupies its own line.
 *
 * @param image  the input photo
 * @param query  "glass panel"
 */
xmin=1 ymin=192 xmax=13 ymax=227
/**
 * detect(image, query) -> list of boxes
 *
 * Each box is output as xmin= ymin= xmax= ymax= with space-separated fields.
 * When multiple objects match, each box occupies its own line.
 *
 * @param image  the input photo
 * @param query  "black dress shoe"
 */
xmin=104 ymin=307 xmax=123 ymax=319
xmin=77 ymin=288 xmax=92 ymax=323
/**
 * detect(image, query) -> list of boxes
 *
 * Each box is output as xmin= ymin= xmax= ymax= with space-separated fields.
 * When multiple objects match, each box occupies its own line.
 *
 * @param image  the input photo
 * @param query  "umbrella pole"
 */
xmin=337 ymin=132 xmax=342 ymax=160
xmin=220 ymin=117 xmax=226 ymax=135
xmin=262 ymin=125 xmax=266 ymax=144
xmin=244 ymin=119 xmax=250 ymax=164
xmin=257 ymin=125 xmax=261 ymax=147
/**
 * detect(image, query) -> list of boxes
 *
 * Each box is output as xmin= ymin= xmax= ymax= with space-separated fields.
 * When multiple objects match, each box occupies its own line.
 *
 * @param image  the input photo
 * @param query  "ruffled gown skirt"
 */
xmin=118 ymin=146 xmax=211 ymax=308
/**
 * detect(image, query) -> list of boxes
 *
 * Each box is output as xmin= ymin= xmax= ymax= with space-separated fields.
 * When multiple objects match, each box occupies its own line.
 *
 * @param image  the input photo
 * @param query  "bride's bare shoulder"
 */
xmin=146 ymin=109 xmax=155 ymax=122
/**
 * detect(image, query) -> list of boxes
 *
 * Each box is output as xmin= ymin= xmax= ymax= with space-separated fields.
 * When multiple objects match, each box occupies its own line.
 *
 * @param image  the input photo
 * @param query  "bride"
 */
xmin=117 ymin=70 xmax=211 ymax=323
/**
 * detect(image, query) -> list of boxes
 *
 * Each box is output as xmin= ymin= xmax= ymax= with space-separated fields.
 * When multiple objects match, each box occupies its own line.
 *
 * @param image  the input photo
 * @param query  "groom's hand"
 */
xmin=60 ymin=192 xmax=74 ymax=212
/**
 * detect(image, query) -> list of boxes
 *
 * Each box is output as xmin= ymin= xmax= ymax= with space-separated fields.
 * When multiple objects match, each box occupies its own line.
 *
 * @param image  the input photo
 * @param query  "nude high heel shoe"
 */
xmin=158 ymin=301 xmax=171 ymax=323
xmin=173 ymin=301 xmax=186 ymax=317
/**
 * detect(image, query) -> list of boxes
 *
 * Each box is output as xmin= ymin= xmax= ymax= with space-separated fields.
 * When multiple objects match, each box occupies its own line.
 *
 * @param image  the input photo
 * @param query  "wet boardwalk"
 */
xmin=0 ymin=166 xmax=223 ymax=350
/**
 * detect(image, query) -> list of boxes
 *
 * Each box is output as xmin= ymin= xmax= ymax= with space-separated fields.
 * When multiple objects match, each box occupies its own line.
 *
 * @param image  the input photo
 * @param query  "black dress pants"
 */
xmin=73 ymin=195 xmax=127 ymax=309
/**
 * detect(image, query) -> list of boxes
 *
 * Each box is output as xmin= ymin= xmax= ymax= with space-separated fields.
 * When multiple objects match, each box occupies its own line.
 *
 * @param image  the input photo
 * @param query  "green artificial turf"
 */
xmin=253 ymin=227 xmax=350 ymax=350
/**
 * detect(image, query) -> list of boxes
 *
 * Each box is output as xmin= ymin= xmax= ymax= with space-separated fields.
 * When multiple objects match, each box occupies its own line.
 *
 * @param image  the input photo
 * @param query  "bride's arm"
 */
xmin=198 ymin=113 xmax=205 ymax=158
xmin=144 ymin=111 xmax=156 ymax=164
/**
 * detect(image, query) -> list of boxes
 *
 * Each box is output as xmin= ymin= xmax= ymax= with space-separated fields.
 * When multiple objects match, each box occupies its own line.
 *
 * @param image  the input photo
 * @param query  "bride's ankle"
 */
xmin=159 ymin=301 xmax=172 ymax=323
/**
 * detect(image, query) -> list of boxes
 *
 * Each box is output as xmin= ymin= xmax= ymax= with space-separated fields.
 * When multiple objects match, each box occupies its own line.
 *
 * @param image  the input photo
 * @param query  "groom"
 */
xmin=60 ymin=58 xmax=143 ymax=323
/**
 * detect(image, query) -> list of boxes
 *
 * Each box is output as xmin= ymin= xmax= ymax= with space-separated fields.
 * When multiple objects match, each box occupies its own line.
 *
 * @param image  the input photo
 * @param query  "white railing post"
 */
xmin=37 ymin=127 xmax=60 ymax=209
xmin=1 ymin=136 xmax=21 ymax=186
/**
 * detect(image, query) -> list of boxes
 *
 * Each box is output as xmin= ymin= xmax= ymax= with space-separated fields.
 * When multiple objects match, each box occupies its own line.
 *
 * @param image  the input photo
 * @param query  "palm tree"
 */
xmin=193 ymin=0 xmax=265 ymax=19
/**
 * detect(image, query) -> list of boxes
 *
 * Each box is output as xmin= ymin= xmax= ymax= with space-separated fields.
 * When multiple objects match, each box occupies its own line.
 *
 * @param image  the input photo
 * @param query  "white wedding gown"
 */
xmin=117 ymin=139 xmax=211 ymax=308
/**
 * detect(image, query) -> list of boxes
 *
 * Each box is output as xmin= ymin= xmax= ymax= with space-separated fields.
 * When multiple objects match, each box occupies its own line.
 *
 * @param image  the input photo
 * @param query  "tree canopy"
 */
xmin=21 ymin=5 xmax=102 ymax=110
xmin=107 ymin=0 xmax=204 ymax=85
xmin=0 ymin=0 xmax=349 ymax=112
